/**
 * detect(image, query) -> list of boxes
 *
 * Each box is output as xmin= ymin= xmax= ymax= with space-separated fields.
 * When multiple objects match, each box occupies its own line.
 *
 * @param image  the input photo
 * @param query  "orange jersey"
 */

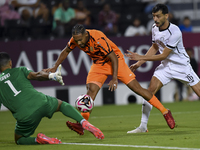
xmin=67 ymin=29 xmax=124 ymax=65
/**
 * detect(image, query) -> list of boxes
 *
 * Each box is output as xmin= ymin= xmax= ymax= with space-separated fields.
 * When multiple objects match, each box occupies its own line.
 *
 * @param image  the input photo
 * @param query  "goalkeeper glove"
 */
xmin=48 ymin=64 xmax=65 ymax=85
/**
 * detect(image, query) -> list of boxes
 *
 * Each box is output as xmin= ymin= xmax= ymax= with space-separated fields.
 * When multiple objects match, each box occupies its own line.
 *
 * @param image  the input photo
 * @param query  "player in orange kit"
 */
xmin=44 ymin=24 xmax=175 ymax=135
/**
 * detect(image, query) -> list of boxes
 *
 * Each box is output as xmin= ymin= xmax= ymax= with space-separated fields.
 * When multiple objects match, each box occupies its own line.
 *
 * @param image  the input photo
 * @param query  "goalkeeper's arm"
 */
xmin=27 ymin=65 xmax=64 ymax=85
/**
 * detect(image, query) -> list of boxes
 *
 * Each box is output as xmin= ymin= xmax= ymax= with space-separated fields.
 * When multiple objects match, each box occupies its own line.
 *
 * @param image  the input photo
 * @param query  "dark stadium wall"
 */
xmin=2 ymin=34 xmax=200 ymax=88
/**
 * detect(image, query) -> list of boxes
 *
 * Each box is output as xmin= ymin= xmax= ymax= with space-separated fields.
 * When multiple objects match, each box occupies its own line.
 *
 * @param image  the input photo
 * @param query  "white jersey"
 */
xmin=152 ymin=22 xmax=199 ymax=86
xmin=152 ymin=23 xmax=190 ymax=70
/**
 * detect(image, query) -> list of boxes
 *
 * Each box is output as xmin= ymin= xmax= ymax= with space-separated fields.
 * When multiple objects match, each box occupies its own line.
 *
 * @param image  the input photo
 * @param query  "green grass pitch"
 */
xmin=0 ymin=101 xmax=200 ymax=150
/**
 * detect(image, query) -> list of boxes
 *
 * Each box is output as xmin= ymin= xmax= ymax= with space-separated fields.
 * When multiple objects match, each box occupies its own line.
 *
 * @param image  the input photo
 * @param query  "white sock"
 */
xmin=139 ymin=99 xmax=153 ymax=129
xmin=80 ymin=119 xmax=86 ymax=125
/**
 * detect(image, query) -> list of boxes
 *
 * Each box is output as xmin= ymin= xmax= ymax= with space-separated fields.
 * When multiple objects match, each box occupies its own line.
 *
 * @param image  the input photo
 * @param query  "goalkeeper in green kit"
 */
xmin=0 ymin=52 xmax=104 ymax=145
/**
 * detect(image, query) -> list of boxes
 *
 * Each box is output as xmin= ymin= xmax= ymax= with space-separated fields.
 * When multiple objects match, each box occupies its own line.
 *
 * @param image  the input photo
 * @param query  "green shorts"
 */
xmin=15 ymin=95 xmax=58 ymax=137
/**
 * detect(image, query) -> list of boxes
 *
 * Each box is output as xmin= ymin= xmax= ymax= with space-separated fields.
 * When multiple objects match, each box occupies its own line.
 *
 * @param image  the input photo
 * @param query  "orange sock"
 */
xmin=81 ymin=112 xmax=90 ymax=120
xmin=148 ymin=95 xmax=168 ymax=115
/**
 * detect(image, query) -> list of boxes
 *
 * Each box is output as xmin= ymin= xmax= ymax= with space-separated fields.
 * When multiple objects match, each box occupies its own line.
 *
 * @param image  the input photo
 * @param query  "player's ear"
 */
xmin=84 ymin=31 xmax=88 ymax=36
xmin=165 ymin=13 xmax=169 ymax=19
xmin=9 ymin=60 xmax=12 ymax=68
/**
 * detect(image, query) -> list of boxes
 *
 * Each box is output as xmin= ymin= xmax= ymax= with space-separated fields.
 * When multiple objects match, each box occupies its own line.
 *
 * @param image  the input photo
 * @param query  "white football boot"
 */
xmin=127 ymin=127 xmax=148 ymax=133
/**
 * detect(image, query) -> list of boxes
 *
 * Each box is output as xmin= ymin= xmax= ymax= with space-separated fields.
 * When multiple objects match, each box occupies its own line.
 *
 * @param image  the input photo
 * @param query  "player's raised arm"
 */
xmin=126 ymin=43 xmax=171 ymax=62
xmin=27 ymin=70 xmax=49 ymax=81
xmin=126 ymin=43 xmax=158 ymax=61
xmin=43 ymin=46 xmax=72 ymax=73
xmin=126 ymin=43 xmax=159 ymax=72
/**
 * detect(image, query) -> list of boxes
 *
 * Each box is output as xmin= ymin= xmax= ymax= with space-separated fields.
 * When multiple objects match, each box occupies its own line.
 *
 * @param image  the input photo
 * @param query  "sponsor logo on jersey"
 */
xmin=90 ymin=46 xmax=93 ymax=52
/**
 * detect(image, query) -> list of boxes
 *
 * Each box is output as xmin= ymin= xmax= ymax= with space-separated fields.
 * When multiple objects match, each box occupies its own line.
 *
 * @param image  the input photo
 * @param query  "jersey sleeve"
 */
xmin=19 ymin=67 xmax=33 ymax=79
xmin=166 ymin=29 xmax=181 ymax=49
xmin=67 ymin=37 xmax=77 ymax=50
xmin=95 ymin=37 xmax=113 ymax=56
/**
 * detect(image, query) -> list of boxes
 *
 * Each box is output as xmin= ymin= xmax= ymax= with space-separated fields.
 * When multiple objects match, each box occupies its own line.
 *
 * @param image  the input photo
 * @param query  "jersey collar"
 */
xmin=159 ymin=22 xmax=170 ymax=32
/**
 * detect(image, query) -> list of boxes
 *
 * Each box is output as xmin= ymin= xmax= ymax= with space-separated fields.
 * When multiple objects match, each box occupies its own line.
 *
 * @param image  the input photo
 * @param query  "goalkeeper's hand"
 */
xmin=48 ymin=64 xmax=65 ymax=85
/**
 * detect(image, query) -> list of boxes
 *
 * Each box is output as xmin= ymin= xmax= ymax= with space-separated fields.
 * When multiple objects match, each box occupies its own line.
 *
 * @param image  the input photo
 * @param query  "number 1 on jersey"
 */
xmin=5 ymin=80 xmax=21 ymax=96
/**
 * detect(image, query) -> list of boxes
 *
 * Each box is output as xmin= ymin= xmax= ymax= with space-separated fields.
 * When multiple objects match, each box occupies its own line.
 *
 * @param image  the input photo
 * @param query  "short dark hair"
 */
xmin=72 ymin=24 xmax=86 ymax=35
xmin=152 ymin=4 xmax=168 ymax=14
xmin=183 ymin=16 xmax=190 ymax=20
xmin=0 ymin=52 xmax=11 ymax=69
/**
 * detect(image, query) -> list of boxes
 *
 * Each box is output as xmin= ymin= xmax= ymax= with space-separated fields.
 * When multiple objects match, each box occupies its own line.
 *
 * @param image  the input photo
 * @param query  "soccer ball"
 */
xmin=75 ymin=94 xmax=94 ymax=112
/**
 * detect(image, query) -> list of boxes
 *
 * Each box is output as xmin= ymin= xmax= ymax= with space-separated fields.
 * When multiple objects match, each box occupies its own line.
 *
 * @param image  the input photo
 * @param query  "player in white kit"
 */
xmin=125 ymin=4 xmax=200 ymax=133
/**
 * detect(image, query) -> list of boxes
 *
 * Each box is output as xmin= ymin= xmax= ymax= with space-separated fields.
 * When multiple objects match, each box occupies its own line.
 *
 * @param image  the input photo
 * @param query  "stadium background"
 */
xmin=1 ymin=0 xmax=200 ymax=110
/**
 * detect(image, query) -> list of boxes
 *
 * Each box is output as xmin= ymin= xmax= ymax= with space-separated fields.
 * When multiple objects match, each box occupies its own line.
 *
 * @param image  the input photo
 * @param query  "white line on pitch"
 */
xmin=61 ymin=143 xmax=200 ymax=150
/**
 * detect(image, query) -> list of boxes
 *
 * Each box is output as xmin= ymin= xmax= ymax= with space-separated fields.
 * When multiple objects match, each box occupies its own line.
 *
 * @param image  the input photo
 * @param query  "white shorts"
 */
xmin=153 ymin=63 xmax=200 ymax=86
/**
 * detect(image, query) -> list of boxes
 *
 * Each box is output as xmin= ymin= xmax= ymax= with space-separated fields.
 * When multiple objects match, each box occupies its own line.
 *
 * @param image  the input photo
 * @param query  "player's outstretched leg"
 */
xmin=59 ymin=101 xmax=85 ymax=135
xmin=36 ymin=133 xmax=62 ymax=144
xmin=163 ymin=109 xmax=175 ymax=129
xmin=66 ymin=121 xmax=84 ymax=135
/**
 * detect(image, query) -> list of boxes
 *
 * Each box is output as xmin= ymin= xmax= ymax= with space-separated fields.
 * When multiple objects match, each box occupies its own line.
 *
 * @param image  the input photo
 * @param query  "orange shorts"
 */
xmin=86 ymin=57 xmax=136 ymax=88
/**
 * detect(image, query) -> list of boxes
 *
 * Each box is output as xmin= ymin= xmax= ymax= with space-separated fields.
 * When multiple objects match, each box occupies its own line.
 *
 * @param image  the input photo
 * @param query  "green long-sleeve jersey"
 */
xmin=0 ymin=67 xmax=47 ymax=121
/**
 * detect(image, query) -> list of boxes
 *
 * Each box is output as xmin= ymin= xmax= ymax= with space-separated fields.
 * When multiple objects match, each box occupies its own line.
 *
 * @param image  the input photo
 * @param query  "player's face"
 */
xmin=73 ymin=32 xmax=88 ymax=48
xmin=152 ymin=10 xmax=168 ymax=28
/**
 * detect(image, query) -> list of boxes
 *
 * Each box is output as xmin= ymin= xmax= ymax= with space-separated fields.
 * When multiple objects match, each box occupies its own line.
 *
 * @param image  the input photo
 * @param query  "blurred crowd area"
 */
xmin=1 ymin=0 xmax=200 ymax=41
